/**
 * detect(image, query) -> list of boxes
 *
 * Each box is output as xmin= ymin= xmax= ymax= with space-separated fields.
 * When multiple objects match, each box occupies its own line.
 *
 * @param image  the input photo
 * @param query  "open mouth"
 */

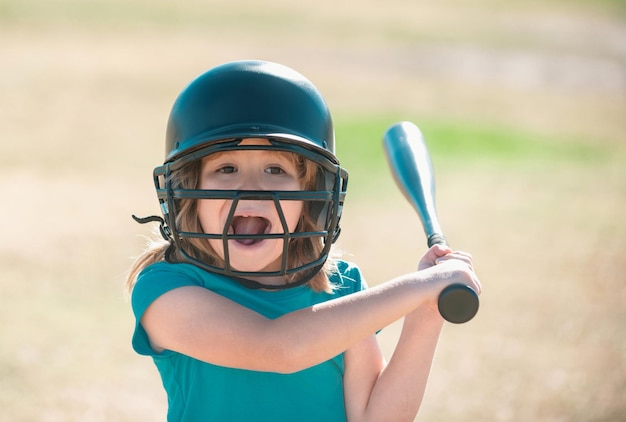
xmin=229 ymin=216 xmax=271 ymax=245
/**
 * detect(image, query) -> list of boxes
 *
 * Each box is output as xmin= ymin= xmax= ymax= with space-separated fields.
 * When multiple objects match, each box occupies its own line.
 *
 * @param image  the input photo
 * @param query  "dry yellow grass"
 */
xmin=1 ymin=1 xmax=624 ymax=420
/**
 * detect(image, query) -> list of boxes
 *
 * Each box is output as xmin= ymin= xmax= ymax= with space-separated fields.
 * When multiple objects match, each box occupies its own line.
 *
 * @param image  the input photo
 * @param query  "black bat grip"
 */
xmin=428 ymin=234 xmax=479 ymax=324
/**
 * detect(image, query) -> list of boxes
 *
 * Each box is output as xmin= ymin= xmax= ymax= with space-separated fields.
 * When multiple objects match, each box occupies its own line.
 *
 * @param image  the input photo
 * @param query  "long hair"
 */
xmin=125 ymin=150 xmax=338 ymax=295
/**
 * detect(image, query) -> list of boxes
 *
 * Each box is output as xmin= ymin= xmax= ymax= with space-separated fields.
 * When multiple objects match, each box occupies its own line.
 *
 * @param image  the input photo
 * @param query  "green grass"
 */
xmin=334 ymin=114 xmax=612 ymax=186
xmin=333 ymin=114 xmax=618 ymax=201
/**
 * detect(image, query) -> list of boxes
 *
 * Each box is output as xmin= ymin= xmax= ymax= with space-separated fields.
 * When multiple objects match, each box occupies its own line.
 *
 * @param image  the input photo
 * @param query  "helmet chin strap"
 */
xmin=132 ymin=214 xmax=171 ymax=241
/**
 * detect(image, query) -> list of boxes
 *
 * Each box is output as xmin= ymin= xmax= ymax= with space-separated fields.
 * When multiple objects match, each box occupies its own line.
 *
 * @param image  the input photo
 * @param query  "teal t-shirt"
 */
xmin=131 ymin=260 xmax=367 ymax=422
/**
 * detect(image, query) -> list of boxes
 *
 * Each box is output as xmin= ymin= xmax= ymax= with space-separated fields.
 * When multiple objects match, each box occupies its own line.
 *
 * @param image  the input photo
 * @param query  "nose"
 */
xmin=236 ymin=169 xmax=264 ymax=191
xmin=231 ymin=170 xmax=277 ymax=213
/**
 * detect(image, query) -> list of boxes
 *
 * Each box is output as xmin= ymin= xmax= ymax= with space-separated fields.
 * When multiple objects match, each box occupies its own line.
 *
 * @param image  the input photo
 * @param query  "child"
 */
xmin=127 ymin=60 xmax=481 ymax=422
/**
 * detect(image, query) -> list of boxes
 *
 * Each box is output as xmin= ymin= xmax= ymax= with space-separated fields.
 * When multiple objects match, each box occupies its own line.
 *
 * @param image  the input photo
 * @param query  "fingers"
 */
xmin=431 ymin=243 xmax=453 ymax=257
xmin=417 ymin=244 xmax=453 ymax=270
xmin=436 ymin=259 xmax=482 ymax=297
xmin=420 ymin=247 xmax=481 ymax=296
xmin=437 ymin=251 xmax=480 ymax=294
xmin=435 ymin=250 xmax=473 ymax=271
xmin=418 ymin=245 xmax=473 ymax=271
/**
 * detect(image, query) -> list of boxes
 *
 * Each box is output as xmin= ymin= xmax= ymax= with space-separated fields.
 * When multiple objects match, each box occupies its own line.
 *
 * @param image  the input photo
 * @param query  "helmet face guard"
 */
xmin=154 ymin=139 xmax=348 ymax=289
xmin=144 ymin=60 xmax=348 ymax=289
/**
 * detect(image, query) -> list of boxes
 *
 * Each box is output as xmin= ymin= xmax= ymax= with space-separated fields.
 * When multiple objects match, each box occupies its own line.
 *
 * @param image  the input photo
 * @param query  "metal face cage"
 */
xmin=153 ymin=139 xmax=348 ymax=289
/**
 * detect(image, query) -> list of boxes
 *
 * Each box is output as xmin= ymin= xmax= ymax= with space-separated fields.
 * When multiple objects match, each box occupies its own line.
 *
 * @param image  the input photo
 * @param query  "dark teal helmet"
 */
xmin=145 ymin=60 xmax=348 ymax=289
xmin=165 ymin=60 xmax=337 ymax=165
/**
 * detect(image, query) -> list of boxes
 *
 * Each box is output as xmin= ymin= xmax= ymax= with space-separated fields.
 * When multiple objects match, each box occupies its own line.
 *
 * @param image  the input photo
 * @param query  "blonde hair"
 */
xmin=126 ymin=149 xmax=337 ymax=295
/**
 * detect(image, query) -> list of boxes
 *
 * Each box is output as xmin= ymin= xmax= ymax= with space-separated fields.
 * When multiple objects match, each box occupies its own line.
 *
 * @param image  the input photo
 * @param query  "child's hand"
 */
xmin=418 ymin=244 xmax=474 ymax=272
xmin=418 ymin=244 xmax=450 ymax=270
xmin=416 ymin=245 xmax=481 ymax=316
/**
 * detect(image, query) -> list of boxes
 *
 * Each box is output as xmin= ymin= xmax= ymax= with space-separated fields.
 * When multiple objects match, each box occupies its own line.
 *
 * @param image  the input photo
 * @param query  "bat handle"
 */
xmin=428 ymin=234 xmax=479 ymax=324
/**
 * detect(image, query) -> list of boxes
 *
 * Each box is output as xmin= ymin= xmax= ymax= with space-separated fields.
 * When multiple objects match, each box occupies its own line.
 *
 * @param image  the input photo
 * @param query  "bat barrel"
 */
xmin=383 ymin=121 xmax=479 ymax=324
xmin=382 ymin=122 xmax=443 ymax=237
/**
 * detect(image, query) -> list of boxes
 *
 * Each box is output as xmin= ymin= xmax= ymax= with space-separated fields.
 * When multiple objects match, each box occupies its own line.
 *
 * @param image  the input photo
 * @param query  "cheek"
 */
xmin=281 ymin=201 xmax=304 ymax=231
xmin=197 ymin=199 xmax=222 ymax=233
xmin=196 ymin=201 xmax=209 ymax=232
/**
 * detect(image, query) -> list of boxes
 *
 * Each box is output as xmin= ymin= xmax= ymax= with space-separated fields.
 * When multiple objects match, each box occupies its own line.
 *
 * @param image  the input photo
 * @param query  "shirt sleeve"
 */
xmin=332 ymin=260 xmax=368 ymax=297
xmin=130 ymin=262 xmax=201 ymax=356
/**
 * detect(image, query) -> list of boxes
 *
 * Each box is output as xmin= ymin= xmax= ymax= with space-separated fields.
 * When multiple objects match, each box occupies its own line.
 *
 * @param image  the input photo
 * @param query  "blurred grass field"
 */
xmin=1 ymin=0 xmax=625 ymax=420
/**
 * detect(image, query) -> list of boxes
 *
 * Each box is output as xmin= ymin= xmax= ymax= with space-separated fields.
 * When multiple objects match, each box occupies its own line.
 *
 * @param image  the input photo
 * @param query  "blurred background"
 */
xmin=1 ymin=0 xmax=624 ymax=420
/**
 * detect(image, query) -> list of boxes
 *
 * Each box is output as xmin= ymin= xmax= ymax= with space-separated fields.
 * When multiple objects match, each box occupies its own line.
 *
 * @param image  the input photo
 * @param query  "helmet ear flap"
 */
xmin=147 ymin=163 xmax=176 ymax=243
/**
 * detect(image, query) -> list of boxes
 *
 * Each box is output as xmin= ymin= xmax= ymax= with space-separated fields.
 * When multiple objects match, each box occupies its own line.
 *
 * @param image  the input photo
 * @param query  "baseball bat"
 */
xmin=383 ymin=121 xmax=479 ymax=324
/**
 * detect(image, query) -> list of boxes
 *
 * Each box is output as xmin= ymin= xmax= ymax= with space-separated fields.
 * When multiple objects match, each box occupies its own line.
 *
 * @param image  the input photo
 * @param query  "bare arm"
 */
xmin=140 ymin=252 xmax=478 ymax=374
xmin=342 ymin=246 xmax=478 ymax=421
xmin=343 ymin=307 xmax=443 ymax=422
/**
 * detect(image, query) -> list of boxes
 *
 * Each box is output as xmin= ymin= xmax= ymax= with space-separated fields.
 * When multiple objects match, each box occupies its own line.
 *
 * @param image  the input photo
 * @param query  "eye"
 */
xmin=265 ymin=166 xmax=286 ymax=175
xmin=217 ymin=165 xmax=237 ymax=174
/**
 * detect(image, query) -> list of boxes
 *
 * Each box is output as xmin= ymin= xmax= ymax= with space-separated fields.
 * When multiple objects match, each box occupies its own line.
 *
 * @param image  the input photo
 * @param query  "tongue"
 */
xmin=232 ymin=217 xmax=268 ymax=245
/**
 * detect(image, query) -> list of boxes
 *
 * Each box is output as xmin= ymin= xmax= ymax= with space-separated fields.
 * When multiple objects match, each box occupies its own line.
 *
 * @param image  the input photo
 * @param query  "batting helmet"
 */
xmin=150 ymin=60 xmax=348 ymax=289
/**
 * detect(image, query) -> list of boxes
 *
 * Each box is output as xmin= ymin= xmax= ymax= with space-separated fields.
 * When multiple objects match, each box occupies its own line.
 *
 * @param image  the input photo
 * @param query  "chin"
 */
xmin=230 ymin=260 xmax=283 ymax=274
xmin=227 ymin=241 xmax=283 ymax=270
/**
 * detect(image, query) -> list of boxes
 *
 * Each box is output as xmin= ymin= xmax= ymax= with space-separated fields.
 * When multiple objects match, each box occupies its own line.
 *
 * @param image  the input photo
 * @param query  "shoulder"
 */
xmin=130 ymin=261 xmax=214 ymax=356
xmin=134 ymin=261 xmax=206 ymax=292
xmin=131 ymin=262 xmax=207 ymax=319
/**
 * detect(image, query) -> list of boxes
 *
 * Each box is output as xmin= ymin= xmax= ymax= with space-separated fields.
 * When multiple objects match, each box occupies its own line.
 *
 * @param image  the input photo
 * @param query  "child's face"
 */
xmin=197 ymin=138 xmax=304 ymax=274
